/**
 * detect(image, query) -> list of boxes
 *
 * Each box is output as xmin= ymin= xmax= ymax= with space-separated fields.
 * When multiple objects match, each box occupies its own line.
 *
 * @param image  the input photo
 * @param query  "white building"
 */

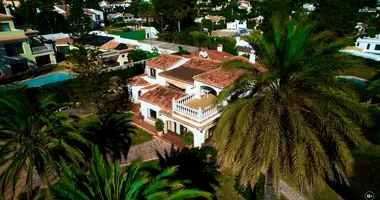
xmin=341 ymin=35 xmax=380 ymax=61
xmin=227 ymin=20 xmax=247 ymax=30
xmin=108 ymin=12 xmax=124 ymax=20
xmin=83 ymin=8 xmax=105 ymax=28
xmin=128 ymin=50 xmax=266 ymax=147
xmin=237 ymin=0 xmax=252 ymax=13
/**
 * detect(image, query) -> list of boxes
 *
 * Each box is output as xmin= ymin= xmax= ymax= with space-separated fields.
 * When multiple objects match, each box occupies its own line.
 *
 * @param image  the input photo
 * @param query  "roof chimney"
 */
xmin=217 ymin=44 xmax=223 ymax=52
xmin=249 ymin=50 xmax=256 ymax=63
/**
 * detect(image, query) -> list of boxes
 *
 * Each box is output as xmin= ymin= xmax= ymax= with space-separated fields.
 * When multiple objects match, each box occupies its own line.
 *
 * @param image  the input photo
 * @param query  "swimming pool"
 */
xmin=4 ymin=72 xmax=74 ymax=88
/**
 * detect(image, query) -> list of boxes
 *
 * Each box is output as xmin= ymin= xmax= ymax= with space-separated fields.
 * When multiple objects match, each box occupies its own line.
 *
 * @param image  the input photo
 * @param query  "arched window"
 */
xmin=138 ymin=90 xmax=142 ymax=97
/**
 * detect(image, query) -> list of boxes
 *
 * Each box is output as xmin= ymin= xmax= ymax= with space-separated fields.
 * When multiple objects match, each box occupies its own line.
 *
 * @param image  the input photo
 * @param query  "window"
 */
xmin=149 ymin=109 xmax=157 ymax=119
xmin=10 ymin=59 xmax=28 ymax=74
xmin=138 ymin=90 xmax=142 ymax=97
xmin=0 ymin=23 xmax=10 ymax=32
xmin=96 ymin=14 xmax=101 ymax=20
xmin=367 ymin=44 xmax=371 ymax=50
xmin=356 ymin=42 xmax=360 ymax=46
xmin=375 ymin=45 xmax=380 ymax=51
xmin=124 ymin=61 xmax=128 ymax=65
xmin=122 ymin=54 xmax=125 ymax=58
xmin=150 ymin=68 xmax=156 ymax=78
xmin=5 ymin=43 xmax=24 ymax=56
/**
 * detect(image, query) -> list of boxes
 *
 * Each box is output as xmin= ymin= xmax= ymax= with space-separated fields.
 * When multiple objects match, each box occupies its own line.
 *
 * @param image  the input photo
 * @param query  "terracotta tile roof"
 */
xmin=343 ymin=46 xmax=363 ymax=52
xmin=139 ymin=86 xmax=186 ymax=110
xmin=124 ymin=13 xmax=133 ymax=17
xmin=0 ymin=35 xmax=28 ymax=42
xmin=129 ymin=75 xmax=149 ymax=86
xmin=226 ymin=56 xmax=267 ymax=73
xmin=100 ymin=41 xmax=120 ymax=50
xmin=181 ymin=57 xmax=221 ymax=71
xmin=211 ymin=30 xmax=237 ymax=37
xmin=183 ymin=49 xmax=234 ymax=61
xmin=193 ymin=68 xmax=247 ymax=88
xmin=159 ymin=66 xmax=206 ymax=85
xmin=207 ymin=15 xmax=225 ymax=23
xmin=146 ymin=54 xmax=184 ymax=70
xmin=53 ymin=37 xmax=73 ymax=44
xmin=0 ymin=14 xmax=13 ymax=20
xmin=141 ymin=84 xmax=160 ymax=90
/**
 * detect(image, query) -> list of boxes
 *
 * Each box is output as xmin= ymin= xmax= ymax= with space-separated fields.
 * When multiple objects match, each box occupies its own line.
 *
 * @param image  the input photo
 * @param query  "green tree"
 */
xmin=36 ymin=11 xmax=68 ymax=34
xmin=47 ymin=146 xmax=213 ymax=200
xmin=81 ymin=113 xmax=135 ymax=161
xmin=67 ymin=0 xmax=92 ymax=37
xmin=151 ymin=146 xmax=220 ymax=196
xmin=0 ymin=95 xmax=88 ymax=199
xmin=137 ymin=1 xmax=154 ymax=26
xmin=153 ymin=0 xmax=197 ymax=32
xmin=214 ymin=18 xmax=371 ymax=200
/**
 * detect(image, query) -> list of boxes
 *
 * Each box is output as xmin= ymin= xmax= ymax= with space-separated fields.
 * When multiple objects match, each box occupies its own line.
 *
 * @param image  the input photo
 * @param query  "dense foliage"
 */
xmin=214 ymin=18 xmax=371 ymax=199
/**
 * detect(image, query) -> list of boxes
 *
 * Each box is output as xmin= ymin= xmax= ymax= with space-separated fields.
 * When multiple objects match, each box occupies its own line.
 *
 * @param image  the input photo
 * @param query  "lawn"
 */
xmin=73 ymin=114 xmax=152 ymax=146
xmin=340 ymin=65 xmax=377 ymax=80
xmin=131 ymin=128 xmax=153 ymax=146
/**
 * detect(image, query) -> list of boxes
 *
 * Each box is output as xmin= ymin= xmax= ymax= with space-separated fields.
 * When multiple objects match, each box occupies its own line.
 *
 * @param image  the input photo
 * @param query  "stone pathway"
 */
xmin=120 ymin=139 xmax=173 ymax=166
xmin=279 ymin=180 xmax=306 ymax=200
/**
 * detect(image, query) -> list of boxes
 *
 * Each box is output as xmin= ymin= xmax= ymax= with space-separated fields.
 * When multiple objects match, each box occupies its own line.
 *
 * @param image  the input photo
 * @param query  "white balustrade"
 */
xmin=173 ymin=94 xmax=222 ymax=121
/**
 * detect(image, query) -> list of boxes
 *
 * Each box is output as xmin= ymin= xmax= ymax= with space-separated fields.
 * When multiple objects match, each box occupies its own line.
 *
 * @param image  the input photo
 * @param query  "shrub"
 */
xmin=182 ymin=131 xmax=194 ymax=145
xmin=155 ymin=118 xmax=164 ymax=132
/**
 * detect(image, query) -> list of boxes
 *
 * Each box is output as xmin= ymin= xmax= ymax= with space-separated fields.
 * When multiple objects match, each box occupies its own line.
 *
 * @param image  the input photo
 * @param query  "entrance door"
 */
xmin=180 ymin=125 xmax=187 ymax=136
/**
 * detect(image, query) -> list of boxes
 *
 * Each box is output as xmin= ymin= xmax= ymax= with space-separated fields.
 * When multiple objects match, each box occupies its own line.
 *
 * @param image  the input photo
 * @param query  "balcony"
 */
xmin=172 ymin=93 xmax=222 ymax=122
xmin=31 ymin=44 xmax=53 ymax=54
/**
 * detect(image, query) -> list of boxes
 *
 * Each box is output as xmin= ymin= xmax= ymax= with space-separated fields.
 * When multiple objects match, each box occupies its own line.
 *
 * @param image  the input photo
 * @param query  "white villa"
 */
xmin=341 ymin=35 xmax=380 ymax=61
xmin=128 ymin=48 xmax=266 ymax=147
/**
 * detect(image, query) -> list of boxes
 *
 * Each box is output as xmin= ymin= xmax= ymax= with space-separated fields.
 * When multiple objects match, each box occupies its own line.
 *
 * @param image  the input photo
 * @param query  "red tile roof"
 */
xmin=100 ymin=41 xmax=120 ymax=50
xmin=128 ymin=75 xmax=149 ymax=86
xmin=0 ymin=35 xmax=28 ymax=42
xmin=142 ymin=84 xmax=160 ymax=90
xmin=181 ymin=57 xmax=221 ymax=71
xmin=53 ymin=37 xmax=73 ymax=44
xmin=146 ymin=54 xmax=184 ymax=70
xmin=225 ymin=56 xmax=267 ymax=73
xmin=193 ymin=68 xmax=247 ymax=89
xmin=183 ymin=49 xmax=234 ymax=61
xmin=139 ymin=86 xmax=186 ymax=110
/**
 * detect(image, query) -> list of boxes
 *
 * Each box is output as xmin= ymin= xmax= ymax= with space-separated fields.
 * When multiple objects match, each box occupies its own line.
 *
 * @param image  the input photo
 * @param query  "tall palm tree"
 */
xmin=81 ymin=112 xmax=135 ymax=161
xmin=48 ymin=146 xmax=213 ymax=200
xmin=214 ymin=18 xmax=372 ymax=200
xmin=137 ymin=2 xmax=154 ymax=26
xmin=0 ymin=95 xmax=88 ymax=199
xmin=152 ymin=146 xmax=220 ymax=196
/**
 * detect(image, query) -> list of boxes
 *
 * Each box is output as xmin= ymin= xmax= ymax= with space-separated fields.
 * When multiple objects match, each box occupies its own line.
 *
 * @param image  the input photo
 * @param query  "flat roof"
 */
xmin=159 ymin=66 xmax=206 ymax=85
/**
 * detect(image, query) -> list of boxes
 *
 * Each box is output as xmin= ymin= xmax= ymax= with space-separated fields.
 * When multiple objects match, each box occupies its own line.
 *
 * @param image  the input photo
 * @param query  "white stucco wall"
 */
xmin=356 ymin=38 xmax=380 ymax=54
xmin=117 ymin=53 xmax=129 ymax=65
xmin=194 ymin=80 xmax=222 ymax=98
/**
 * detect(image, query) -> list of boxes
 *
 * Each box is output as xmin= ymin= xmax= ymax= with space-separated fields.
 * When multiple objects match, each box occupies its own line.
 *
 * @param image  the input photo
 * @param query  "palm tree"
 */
xmin=48 ymin=146 xmax=213 ymax=200
xmin=214 ymin=18 xmax=372 ymax=200
xmin=152 ymin=146 xmax=220 ymax=195
xmin=81 ymin=112 xmax=135 ymax=161
xmin=0 ymin=95 xmax=88 ymax=199
xmin=137 ymin=2 xmax=154 ymax=26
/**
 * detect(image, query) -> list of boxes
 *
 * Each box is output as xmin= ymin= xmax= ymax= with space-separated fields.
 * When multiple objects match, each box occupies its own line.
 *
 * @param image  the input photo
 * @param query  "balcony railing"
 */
xmin=172 ymin=94 xmax=222 ymax=121
xmin=31 ymin=44 xmax=53 ymax=54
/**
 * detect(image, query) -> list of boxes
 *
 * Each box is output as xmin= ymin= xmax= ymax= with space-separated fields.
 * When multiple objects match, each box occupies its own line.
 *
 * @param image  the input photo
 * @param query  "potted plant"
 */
xmin=182 ymin=131 xmax=194 ymax=148
xmin=139 ymin=113 xmax=144 ymax=122
xmin=155 ymin=118 xmax=164 ymax=136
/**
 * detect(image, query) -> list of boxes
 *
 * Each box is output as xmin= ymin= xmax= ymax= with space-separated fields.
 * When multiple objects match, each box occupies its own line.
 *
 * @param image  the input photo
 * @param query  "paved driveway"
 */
xmin=121 ymin=138 xmax=173 ymax=166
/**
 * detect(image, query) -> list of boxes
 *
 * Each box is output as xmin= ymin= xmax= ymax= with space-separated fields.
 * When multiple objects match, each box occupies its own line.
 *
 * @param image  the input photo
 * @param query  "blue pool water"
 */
xmin=3 ymin=73 xmax=74 ymax=88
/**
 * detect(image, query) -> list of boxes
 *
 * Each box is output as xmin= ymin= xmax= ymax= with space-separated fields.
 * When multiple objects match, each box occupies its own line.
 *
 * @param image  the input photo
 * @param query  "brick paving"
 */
xmin=121 ymin=139 xmax=173 ymax=166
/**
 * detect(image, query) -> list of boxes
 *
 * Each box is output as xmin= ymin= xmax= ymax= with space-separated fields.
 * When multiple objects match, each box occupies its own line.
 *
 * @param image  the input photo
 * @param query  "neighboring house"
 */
xmin=108 ymin=12 xmax=124 ymax=20
xmin=99 ymin=40 xmax=136 ymax=67
xmin=2 ymin=0 xmax=21 ymax=7
xmin=109 ymin=1 xmax=131 ymax=8
xmin=303 ymin=3 xmax=315 ymax=12
xmin=124 ymin=13 xmax=134 ymax=21
xmin=227 ymin=20 xmax=247 ymax=30
xmin=83 ymin=8 xmax=105 ymax=29
xmin=211 ymin=29 xmax=239 ymax=37
xmin=0 ymin=14 xmax=56 ymax=77
xmin=128 ymin=49 xmax=266 ymax=147
xmin=235 ymin=38 xmax=254 ymax=56
xmin=195 ymin=15 xmax=225 ymax=25
xmin=237 ymin=0 xmax=252 ymax=13
xmin=341 ymin=35 xmax=380 ymax=61
xmin=143 ymin=26 xmax=159 ymax=39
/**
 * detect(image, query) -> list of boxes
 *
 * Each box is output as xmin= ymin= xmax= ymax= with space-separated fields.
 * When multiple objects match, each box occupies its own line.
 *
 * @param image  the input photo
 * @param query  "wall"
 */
xmin=356 ymin=38 xmax=380 ymax=54
xmin=194 ymin=80 xmax=222 ymax=98
xmin=117 ymin=53 xmax=129 ymax=65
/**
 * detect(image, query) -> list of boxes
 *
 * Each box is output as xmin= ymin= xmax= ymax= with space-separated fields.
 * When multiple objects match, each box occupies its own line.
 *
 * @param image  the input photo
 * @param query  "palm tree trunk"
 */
xmin=263 ymin=167 xmax=275 ymax=200
xmin=178 ymin=21 xmax=181 ymax=32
